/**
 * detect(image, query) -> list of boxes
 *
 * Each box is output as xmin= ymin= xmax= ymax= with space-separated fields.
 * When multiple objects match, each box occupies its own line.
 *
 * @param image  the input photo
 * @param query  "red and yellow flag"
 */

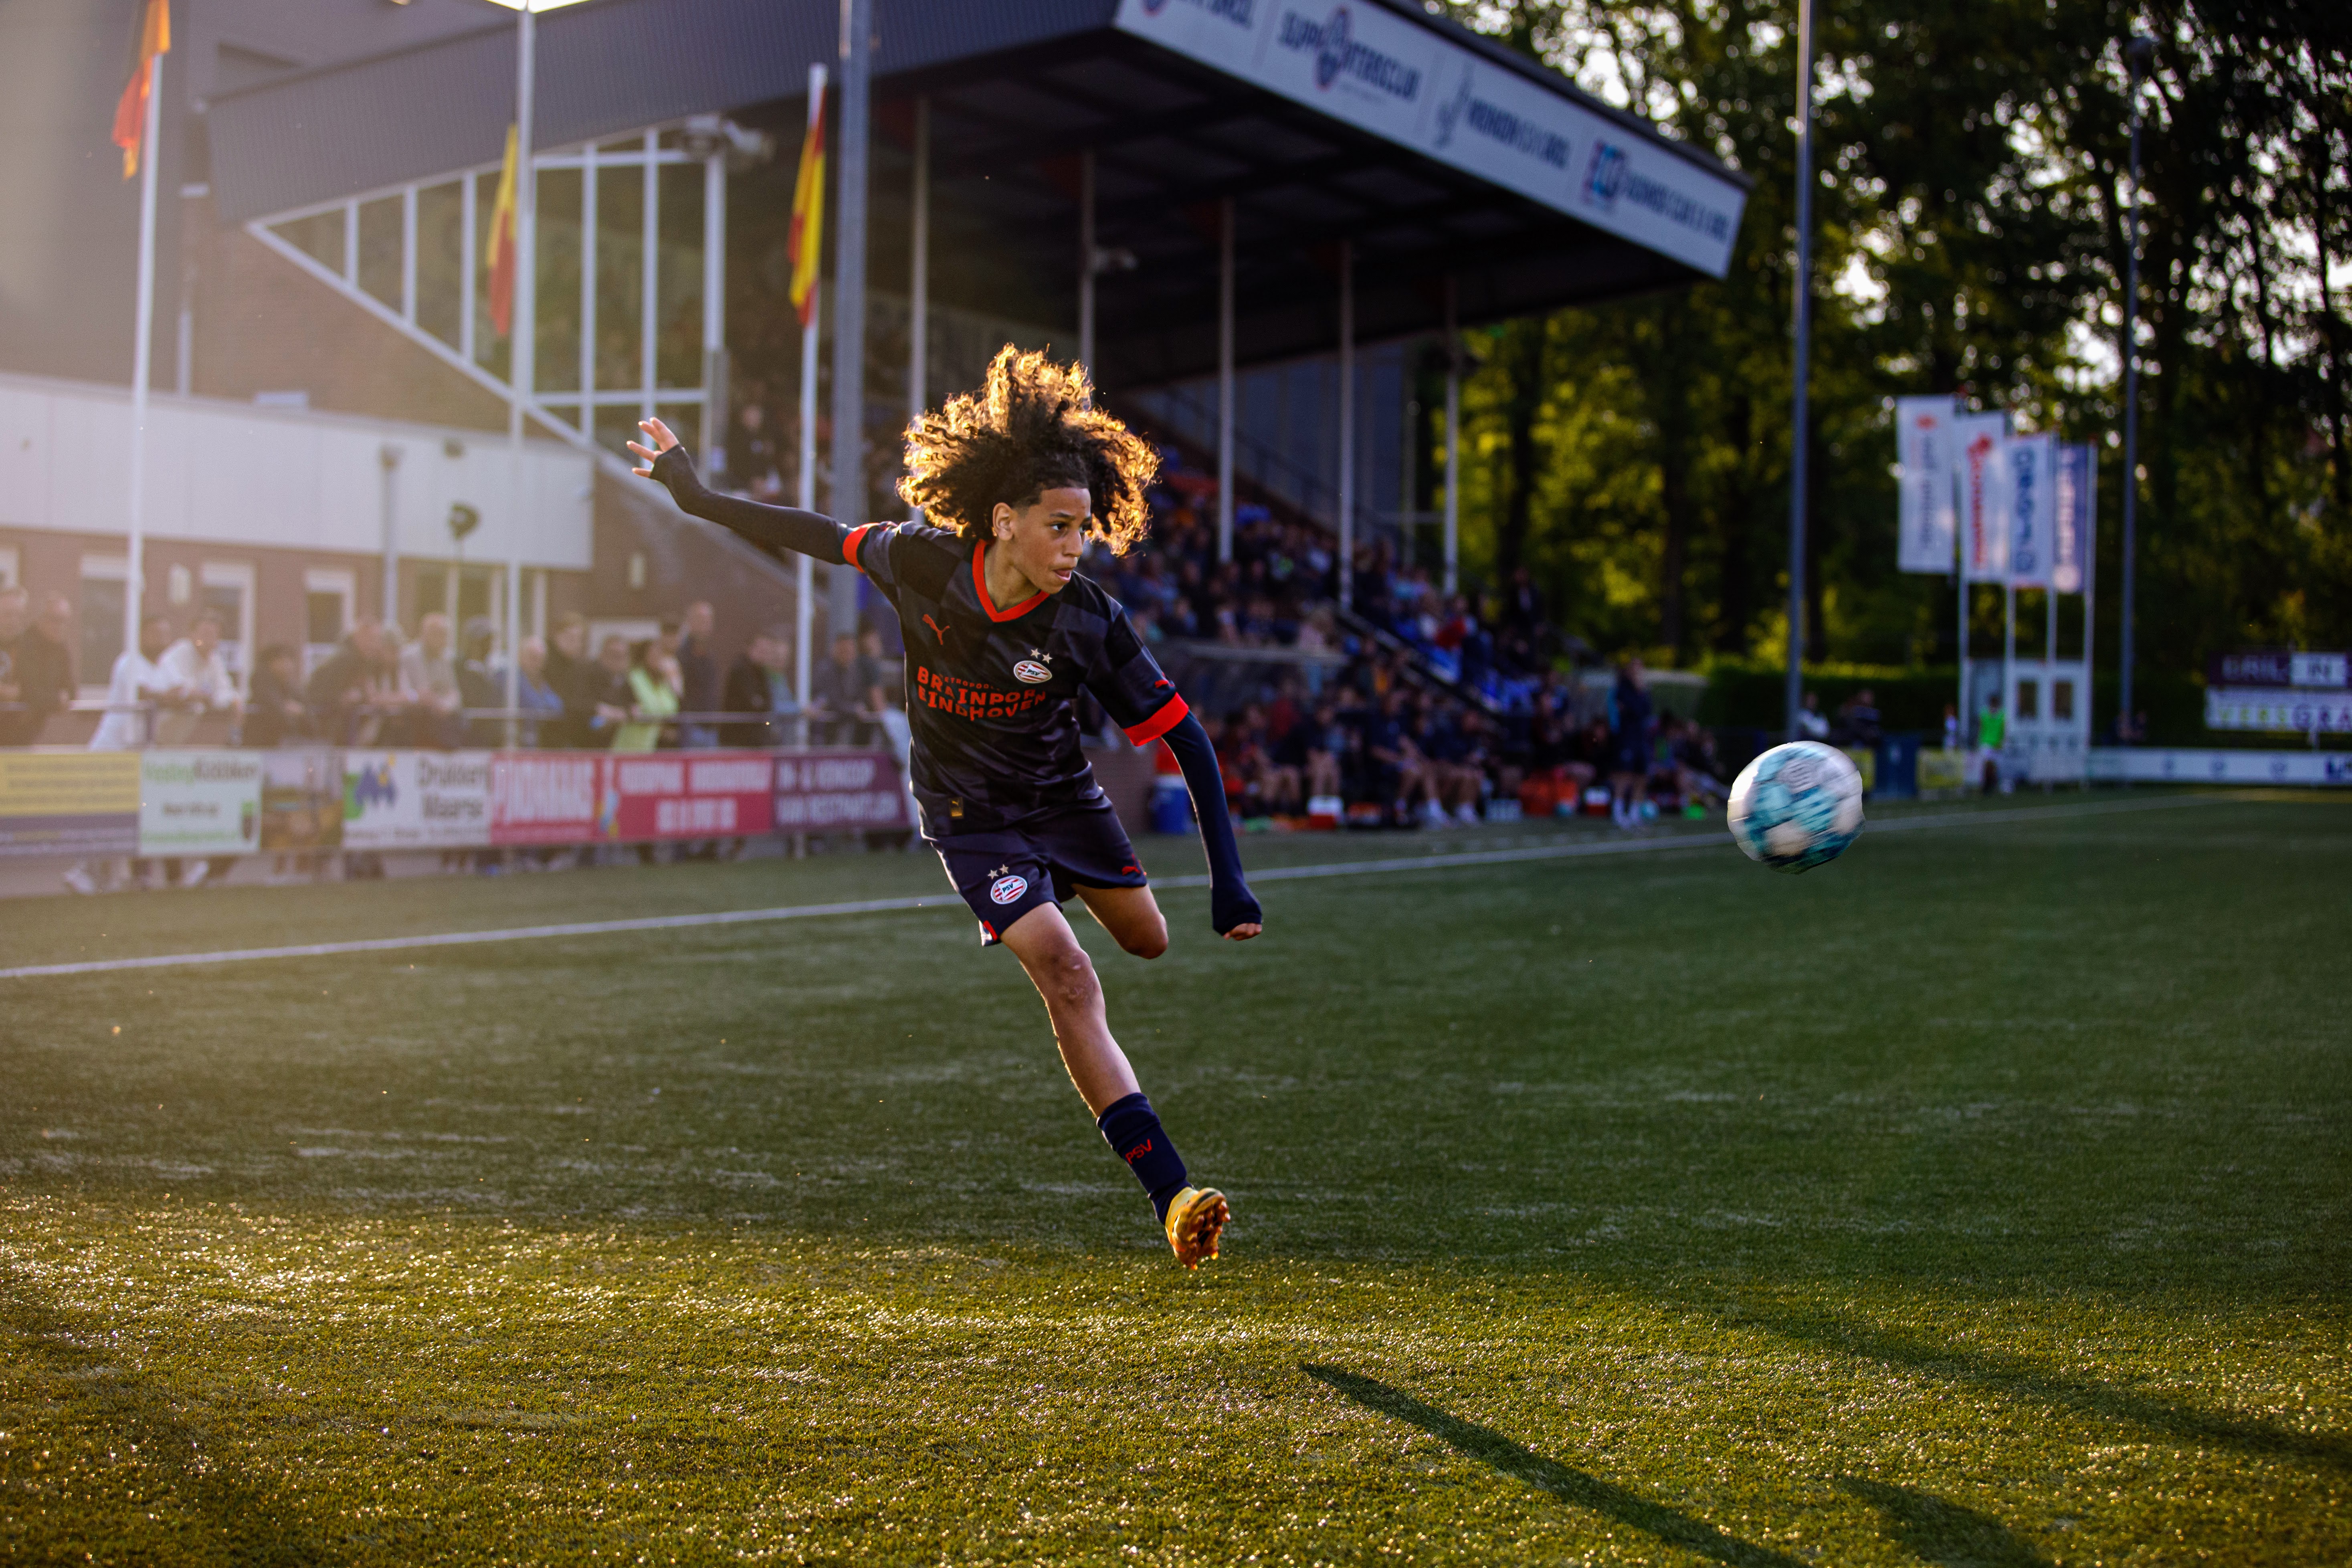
xmin=787 ymin=82 xmax=828 ymax=329
xmin=110 ymin=0 xmax=172 ymax=180
xmin=485 ymin=125 xmax=520 ymax=339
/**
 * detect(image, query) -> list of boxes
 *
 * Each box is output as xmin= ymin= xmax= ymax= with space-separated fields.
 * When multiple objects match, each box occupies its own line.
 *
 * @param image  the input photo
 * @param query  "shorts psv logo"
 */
xmin=1012 ymin=659 xmax=1052 ymax=684
xmin=988 ymin=874 xmax=1029 ymax=906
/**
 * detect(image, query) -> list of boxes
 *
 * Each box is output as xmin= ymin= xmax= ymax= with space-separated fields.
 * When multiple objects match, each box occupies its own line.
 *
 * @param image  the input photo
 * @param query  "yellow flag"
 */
xmin=788 ymin=84 xmax=828 ymax=329
xmin=486 ymin=126 xmax=519 ymax=338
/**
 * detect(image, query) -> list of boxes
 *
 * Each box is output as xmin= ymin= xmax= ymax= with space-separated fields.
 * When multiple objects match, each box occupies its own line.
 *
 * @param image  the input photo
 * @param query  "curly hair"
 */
xmin=896 ymin=346 xmax=1160 ymax=556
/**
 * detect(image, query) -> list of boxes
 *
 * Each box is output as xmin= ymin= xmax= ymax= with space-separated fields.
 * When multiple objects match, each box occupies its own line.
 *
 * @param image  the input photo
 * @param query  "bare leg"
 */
xmin=998 ymin=901 xmax=1142 ymax=1115
xmin=1073 ymin=883 xmax=1168 ymax=960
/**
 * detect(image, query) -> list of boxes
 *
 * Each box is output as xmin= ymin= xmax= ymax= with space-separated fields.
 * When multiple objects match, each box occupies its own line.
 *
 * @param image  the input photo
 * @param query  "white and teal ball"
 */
xmin=1727 ymin=741 xmax=1864 ymax=873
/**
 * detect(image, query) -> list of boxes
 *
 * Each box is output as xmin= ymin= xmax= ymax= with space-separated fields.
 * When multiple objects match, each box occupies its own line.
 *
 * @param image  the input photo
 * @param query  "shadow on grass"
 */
xmin=1302 ymin=1364 xmax=1803 ymax=1568
xmin=1838 ymin=1478 xmax=2053 ymax=1567
xmin=0 ymin=1278 xmax=344 ymax=1567
xmin=1740 ymin=1304 xmax=2351 ymax=1473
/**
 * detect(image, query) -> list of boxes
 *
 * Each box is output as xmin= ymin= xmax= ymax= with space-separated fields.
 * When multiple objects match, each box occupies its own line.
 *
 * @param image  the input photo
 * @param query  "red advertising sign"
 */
xmin=489 ymin=750 xmax=774 ymax=845
xmin=774 ymin=749 xmax=909 ymax=830
xmin=489 ymin=752 xmax=605 ymax=845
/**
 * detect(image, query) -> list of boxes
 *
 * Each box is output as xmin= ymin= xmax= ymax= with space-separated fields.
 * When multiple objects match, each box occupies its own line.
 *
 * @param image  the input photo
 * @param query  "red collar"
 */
xmin=972 ymin=540 xmax=1049 ymax=622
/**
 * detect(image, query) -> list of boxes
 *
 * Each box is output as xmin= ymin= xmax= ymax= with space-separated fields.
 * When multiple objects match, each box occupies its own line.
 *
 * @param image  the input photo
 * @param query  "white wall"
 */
xmin=0 ymin=371 xmax=592 ymax=570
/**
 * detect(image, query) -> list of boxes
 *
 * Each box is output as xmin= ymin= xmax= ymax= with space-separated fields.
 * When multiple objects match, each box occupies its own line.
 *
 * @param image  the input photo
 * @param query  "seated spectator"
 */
xmin=724 ymin=628 xmax=802 ymax=747
xmin=510 ymin=635 xmax=567 ymax=747
xmin=1674 ymin=718 xmax=1728 ymax=810
xmin=1839 ymin=687 xmax=1883 ymax=748
xmin=677 ymin=601 xmax=721 ymax=749
xmin=243 ymin=643 xmax=313 ymax=748
xmin=1365 ymin=687 xmax=1435 ymax=826
xmin=613 ymin=639 xmax=680 ymax=753
xmin=7 ymin=592 xmax=78 ymax=746
xmin=809 ymin=629 xmax=881 ymax=746
xmin=585 ymin=633 xmax=636 ymax=748
xmin=1796 ymin=689 xmax=1830 ymax=741
xmin=1299 ymin=702 xmax=1344 ymax=805
xmin=0 ymin=588 xmax=34 ymax=746
xmin=400 ymin=612 xmax=464 ymax=748
xmin=542 ymin=612 xmax=599 ymax=748
xmin=458 ymin=616 xmax=504 ymax=746
xmin=305 ymin=617 xmax=409 ymax=746
xmin=154 ymin=608 xmax=244 ymax=744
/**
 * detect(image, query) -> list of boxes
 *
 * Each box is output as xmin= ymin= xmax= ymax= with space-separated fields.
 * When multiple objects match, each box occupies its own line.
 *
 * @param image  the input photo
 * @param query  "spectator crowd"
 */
xmin=4 ymin=442 xmax=1735 ymax=899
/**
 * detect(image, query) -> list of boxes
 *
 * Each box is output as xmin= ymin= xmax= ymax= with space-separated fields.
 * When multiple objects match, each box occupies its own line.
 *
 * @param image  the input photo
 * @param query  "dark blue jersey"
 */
xmin=646 ymin=445 xmax=1257 ymax=931
xmin=839 ymin=520 xmax=1188 ymax=834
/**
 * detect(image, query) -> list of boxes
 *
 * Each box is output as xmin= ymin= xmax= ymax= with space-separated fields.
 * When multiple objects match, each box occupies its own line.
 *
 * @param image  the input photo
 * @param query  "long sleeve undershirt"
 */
xmin=1162 ymin=713 xmax=1260 ymax=934
xmin=653 ymin=446 xmax=845 ymax=564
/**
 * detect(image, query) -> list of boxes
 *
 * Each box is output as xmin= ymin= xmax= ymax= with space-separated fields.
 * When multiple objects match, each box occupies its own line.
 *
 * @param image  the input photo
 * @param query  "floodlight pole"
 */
xmin=125 ymin=47 xmax=163 ymax=667
xmin=1217 ymin=197 xmax=1235 ymax=565
xmin=505 ymin=0 xmax=536 ymax=742
xmin=1078 ymin=150 xmax=1097 ymax=374
xmin=1337 ymin=239 xmax=1354 ymax=612
xmin=2118 ymin=35 xmax=2153 ymax=742
xmin=908 ymin=94 xmax=929 ymax=492
xmin=1443 ymin=276 xmax=1460 ymax=597
xmin=1784 ymin=0 xmax=1816 ymax=742
xmin=795 ymin=64 xmax=826 ymax=734
xmin=828 ymin=0 xmax=871 ymax=649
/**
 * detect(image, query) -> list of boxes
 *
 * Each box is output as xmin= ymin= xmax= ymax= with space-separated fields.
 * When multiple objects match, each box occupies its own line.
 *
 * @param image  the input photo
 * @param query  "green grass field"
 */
xmin=3 ymin=793 xmax=2345 ymax=1566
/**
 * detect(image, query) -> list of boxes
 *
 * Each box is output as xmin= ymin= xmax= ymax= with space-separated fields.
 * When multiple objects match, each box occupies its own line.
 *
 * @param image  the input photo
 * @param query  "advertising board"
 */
xmin=1112 ymin=0 xmax=1746 ymax=276
xmin=138 ymin=750 xmax=264 ymax=856
xmin=342 ymin=750 xmax=493 ymax=849
xmin=491 ymin=750 xmax=826 ymax=845
xmin=259 ymin=750 xmax=345 ymax=852
xmin=2089 ymin=748 xmax=2352 ymax=786
xmin=0 ymin=750 xmax=139 ymax=857
xmin=774 ymin=750 xmax=910 ymax=830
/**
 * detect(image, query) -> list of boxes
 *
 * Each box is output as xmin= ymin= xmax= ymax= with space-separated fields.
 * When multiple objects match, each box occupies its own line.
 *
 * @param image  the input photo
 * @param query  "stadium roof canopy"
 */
xmin=207 ymin=0 xmax=1752 ymax=392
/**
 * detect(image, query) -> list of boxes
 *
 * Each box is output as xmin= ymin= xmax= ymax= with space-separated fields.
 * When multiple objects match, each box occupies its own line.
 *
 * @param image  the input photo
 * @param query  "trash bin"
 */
xmin=1877 ymin=732 xmax=1920 ymax=800
xmin=1149 ymin=775 xmax=1194 ymax=835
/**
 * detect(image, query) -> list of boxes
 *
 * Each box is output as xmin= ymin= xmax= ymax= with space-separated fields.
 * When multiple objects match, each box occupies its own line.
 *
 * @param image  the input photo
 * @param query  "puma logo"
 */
xmin=922 ymin=614 xmax=953 ymax=645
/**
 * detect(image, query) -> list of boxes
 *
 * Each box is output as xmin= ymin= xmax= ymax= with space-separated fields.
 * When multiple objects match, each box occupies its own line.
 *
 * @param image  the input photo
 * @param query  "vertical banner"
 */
xmin=139 ymin=751 xmax=263 ymax=856
xmin=2053 ymin=443 xmax=2093 ymax=594
xmin=1895 ymin=395 xmax=1960 ymax=574
xmin=2002 ymin=433 xmax=2057 ymax=590
xmin=1952 ymin=412 xmax=2011 ymax=581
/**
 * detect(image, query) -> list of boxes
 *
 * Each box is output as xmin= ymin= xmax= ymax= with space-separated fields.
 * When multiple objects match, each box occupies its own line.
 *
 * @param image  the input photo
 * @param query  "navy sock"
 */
xmin=1096 ymin=1092 xmax=1189 ymax=1222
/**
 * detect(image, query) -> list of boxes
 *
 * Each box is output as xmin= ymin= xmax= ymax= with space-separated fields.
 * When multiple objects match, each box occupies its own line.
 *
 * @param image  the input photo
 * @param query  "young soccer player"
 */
xmin=629 ymin=348 xmax=1259 ymax=1269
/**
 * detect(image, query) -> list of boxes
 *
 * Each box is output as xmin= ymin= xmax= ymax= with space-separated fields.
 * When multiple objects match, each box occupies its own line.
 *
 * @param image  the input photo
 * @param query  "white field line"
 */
xmin=0 ymin=793 xmax=2231 ymax=982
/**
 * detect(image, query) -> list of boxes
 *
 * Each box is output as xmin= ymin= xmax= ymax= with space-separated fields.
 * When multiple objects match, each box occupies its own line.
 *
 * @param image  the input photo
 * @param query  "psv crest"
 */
xmin=1013 ymin=648 xmax=1053 ymax=684
xmin=988 ymin=874 xmax=1029 ymax=905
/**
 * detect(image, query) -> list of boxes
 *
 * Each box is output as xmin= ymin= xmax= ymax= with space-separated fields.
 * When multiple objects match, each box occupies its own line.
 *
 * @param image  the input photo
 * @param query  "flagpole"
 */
xmin=124 ymin=47 xmax=164 ymax=663
xmin=795 ymin=62 xmax=827 ymax=741
xmin=506 ymin=0 xmax=536 ymax=739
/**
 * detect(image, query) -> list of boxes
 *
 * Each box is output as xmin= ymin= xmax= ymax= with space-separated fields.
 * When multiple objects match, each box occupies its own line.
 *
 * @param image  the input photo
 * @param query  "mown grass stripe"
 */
xmin=0 ymin=792 xmax=2228 ymax=981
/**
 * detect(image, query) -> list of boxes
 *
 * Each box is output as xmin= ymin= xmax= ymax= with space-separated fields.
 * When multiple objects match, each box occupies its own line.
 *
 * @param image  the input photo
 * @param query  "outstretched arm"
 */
xmin=1161 ymin=712 xmax=1263 ymax=941
xmin=628 ymin=417 xmax=849 ymax=565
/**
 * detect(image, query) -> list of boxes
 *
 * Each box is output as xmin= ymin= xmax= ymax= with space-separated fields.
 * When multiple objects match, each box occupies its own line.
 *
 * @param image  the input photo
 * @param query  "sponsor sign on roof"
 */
xmin=1115 ymin=0 xmax=1745 ymax=276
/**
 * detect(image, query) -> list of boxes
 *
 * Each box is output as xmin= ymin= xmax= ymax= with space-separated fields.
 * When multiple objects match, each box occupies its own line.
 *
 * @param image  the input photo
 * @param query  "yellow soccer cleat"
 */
xmin=1164 ymin=1186 xmax=1229 ymax=1271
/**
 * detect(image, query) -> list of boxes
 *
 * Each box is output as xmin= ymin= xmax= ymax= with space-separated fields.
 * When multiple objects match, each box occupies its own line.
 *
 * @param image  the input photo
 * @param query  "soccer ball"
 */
xmin=1727 ymin=741 xmax=1864 ymax=873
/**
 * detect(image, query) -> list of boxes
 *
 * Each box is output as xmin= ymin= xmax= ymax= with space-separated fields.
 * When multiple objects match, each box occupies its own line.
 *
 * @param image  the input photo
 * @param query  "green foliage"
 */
xmin=2 ymin=805 xmax=2347 ymax=1562
xmin=1429 ymin=0 xmax=2351 ymax=709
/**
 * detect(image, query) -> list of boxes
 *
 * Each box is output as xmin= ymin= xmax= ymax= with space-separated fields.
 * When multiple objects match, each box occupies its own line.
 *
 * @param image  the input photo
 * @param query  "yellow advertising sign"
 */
xmin=0 ymin=750 xmax=141 ymax=855
xmin=1916 ymin=747 xmax=1968 ymax=795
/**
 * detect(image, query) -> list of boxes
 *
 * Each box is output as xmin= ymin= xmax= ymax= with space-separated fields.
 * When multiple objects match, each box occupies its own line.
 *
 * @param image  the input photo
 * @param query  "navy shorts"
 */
xmin=934 ymin=798 xmax=1148 ymax=946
